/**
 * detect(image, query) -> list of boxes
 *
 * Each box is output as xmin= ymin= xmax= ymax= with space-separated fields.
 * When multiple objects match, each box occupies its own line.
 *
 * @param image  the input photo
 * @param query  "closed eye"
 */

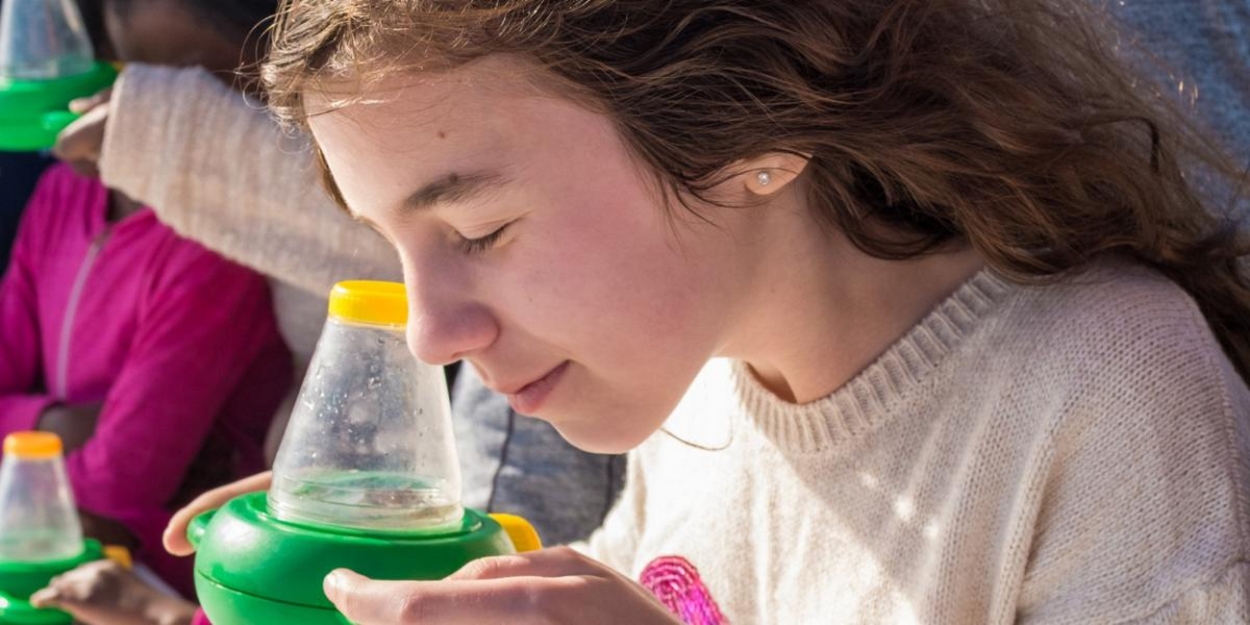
xmin=458 ymin=222 xmax=512 ymax=255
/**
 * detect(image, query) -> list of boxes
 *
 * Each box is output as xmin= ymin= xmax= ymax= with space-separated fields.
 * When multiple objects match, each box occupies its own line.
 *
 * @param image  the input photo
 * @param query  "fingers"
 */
xmin=324 ymin=549 xmax=628 ymax=625
xmin=28 ymin=587 xmax=61 ymax=609
xmin=54 ymin=87 xmax=114 ymax=178
xmin=324 ymin=569 xmax=542 ymax=625
xmin=447 ymin=546 xmax=601 ymax=581
xmin=163 ymin=471 xmax=272 ymax=556
xmin=29 ymin=560 xmax=124 ymax=608
xmin=53 ymin=104 xmax=109 ymax=178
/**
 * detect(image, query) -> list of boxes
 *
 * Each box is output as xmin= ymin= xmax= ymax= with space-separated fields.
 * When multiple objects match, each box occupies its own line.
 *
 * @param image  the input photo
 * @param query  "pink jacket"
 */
xmin=0 ymin=164 xmax=291 ymax=596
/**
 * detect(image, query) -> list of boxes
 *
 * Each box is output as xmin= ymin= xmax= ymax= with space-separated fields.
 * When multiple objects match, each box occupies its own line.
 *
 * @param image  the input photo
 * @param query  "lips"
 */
xmin=501 ymin=361 xmax=570 ymax=415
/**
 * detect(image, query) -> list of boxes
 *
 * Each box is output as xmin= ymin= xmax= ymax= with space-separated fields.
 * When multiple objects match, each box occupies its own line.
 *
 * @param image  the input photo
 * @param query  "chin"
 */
xmin=543 ymin=411 xmax=660 ymax=455
xmin=553 ymin=425 xmax=646 ymax=454
xmin=528 ymin=382 xmax=681 ymax=454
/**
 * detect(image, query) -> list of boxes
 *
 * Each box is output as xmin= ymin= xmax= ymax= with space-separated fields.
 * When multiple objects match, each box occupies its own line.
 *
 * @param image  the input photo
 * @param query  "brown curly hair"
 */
xmin=261 ymin=0 xmax=1250 ymax=380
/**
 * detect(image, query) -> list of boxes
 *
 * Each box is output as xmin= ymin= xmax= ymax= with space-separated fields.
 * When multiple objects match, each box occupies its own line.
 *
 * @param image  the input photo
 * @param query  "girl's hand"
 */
xmin=162 ymin=471 xmax=272 ymax=556
xmin=323 ymin=546 xmax=681 ymax=625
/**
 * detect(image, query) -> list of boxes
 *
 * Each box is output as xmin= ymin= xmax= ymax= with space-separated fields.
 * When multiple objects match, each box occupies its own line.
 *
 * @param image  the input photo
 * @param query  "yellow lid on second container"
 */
xmin=4 ymin=432 xmax=63 ymax=459
xmin=328 ymin=281 xmax=407 ymax=326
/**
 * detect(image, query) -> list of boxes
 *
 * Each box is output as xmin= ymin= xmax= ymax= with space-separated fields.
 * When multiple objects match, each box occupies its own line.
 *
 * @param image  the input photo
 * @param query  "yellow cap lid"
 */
xmin=104 ymin=545 xmax=133 ymax=569
xmin=328 ymin=281 xmax=408 ymax=326
xmin=4 ymin=432 xmax=63 ymax=459
xmin=489 ymin=513 xmax=543 ymax=553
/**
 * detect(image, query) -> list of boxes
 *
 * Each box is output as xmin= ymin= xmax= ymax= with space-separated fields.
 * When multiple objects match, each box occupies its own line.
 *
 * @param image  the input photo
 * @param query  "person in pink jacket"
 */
xmin=0 ymin=162 xmax=291 ymax=597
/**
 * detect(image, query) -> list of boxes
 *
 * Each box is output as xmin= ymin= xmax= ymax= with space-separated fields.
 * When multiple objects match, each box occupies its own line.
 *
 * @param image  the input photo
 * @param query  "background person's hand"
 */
xmin=30 ymin=560 xmax=198 ymax=625
xmin=323 ymin=546 xmax=681 ymax=625
xmin=53 ymin=88 xmax=112 ymax=179
xmin=163 ymin=470 xmax=271 ymax=556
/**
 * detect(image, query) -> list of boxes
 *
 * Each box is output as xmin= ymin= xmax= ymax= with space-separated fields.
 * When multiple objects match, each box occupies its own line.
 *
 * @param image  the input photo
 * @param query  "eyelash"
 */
xmin=458 ymin=222 xmax=512 ymax=255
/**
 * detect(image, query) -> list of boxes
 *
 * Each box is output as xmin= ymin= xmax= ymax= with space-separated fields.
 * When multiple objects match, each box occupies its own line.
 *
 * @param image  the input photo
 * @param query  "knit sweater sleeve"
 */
xmin=97 ymin=63 xmax=400 ymax=295
xmin=1015 ymin=296 xmax=1250 ymax=624
xmin=1128 ymin=563 xmax=1249 ymax=624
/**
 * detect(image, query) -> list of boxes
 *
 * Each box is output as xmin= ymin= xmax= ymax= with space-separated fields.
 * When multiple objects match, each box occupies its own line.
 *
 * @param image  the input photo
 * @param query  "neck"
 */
xmin=721 ymin=196 xmax=984 ymax=404
xmin=107 ymin=189 xmax=143 ymax=223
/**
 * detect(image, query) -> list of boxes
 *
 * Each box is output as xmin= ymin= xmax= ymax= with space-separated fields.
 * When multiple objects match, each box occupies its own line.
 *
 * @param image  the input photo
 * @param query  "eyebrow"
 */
xmin=404 ymin=171 xmax=507 ymax=212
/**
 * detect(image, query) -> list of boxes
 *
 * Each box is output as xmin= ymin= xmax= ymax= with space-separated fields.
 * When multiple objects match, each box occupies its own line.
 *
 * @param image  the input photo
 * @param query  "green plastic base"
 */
xmin=190 ymin=493 xmax=517 ymax=625
xmin=0 ymin=62 xmax=117 ymax=151
xmin=0 ymin=594 xmax=71 ymax=625
xmin=0 ymin=539 xmax=104 ymax=624
xmin=195 ymin=575 xmax=350 ymax=625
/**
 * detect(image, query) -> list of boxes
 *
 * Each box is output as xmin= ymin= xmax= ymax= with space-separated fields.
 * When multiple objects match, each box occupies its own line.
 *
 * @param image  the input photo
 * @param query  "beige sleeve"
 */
xmin=1127 ymin=563 xmax=1249 ymax=624
xmin=98 ymin=63 xmax=401 ymax=296
xmin=1016 ymin=319 xmax=1250 ymax=624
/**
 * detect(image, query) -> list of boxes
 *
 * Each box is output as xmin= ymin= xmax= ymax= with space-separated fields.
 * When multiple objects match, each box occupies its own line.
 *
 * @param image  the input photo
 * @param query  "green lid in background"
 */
xmin=0 ymin=594 xmax=71 ymax=625
xmin=0 ymin=61 xmax=116 ymax=151
xmin=0 ymin=539 xmax=104 ymax=625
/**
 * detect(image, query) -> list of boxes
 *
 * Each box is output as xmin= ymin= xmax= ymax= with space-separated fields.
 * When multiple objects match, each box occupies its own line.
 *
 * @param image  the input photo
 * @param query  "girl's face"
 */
xmin=307 ymin=58 xmax=766 ymax=453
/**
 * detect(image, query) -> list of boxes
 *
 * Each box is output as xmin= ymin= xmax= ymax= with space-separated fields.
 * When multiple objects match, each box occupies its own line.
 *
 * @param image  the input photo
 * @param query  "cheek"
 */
xmin=502 ymin=194 xmax=729 ymax=368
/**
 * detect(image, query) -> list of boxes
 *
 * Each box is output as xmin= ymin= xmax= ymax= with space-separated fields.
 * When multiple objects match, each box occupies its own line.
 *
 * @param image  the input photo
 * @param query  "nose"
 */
xmin=402 ymin=259 xmax=500 ymax=366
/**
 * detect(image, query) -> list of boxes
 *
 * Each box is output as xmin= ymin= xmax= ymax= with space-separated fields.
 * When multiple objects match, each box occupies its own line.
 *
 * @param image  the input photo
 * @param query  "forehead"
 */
xmin=306 ymin=61 xmax=525 ymax=158
xmin=305 ymin=57 xmax=611 ymax=213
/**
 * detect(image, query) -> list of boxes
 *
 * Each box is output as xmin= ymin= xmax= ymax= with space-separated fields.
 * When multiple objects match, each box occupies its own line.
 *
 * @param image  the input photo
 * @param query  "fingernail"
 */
xmin=324 ymin=570 xmax=347 ymax=598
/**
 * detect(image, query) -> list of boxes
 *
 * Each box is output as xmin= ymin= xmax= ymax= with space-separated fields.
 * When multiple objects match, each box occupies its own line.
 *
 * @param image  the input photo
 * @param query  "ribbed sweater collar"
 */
xmin=730 ymin=269 xmax=1014 ymax=454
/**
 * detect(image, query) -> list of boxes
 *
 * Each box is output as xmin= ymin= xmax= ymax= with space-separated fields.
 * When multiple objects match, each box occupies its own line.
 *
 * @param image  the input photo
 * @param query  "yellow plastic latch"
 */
xmin=103 ymin=546 xmax=132 ymax=569
xmin=3 ymin=432 xmax=62 ymax=459
xmin=327 ymin=281 xmax=407 ymax=326
xmin=489 ymin=514 xmax=542 ymax=553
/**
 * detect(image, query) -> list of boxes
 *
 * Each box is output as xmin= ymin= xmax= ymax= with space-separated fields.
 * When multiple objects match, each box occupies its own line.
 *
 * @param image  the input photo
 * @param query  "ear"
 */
xmin=737 ymin=152 xmax=810 ymax=196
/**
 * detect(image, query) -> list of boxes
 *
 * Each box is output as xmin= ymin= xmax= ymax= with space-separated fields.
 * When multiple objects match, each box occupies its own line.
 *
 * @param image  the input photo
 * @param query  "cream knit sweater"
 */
xmin=582 ymin=263 xmax=1250 ymax=624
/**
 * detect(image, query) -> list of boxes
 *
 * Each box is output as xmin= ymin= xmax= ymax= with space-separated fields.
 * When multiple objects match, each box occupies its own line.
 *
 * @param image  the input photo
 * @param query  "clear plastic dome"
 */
xmin=0 ymin=0 xmax=95 ymax=80
xmin=268 ymin=282 xmax=463 ymax=535
xmin=0 ymin=432 xmax=85 ymax=562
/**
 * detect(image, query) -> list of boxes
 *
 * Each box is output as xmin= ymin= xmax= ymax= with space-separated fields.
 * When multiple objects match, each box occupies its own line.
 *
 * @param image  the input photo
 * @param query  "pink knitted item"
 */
xmin=639 ymin=556 xmax=727 ymax=625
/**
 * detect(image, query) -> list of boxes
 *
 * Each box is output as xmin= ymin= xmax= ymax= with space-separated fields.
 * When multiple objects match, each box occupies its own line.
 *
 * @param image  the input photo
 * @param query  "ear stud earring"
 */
xmin=756 ymin=171 xmax=772 ymax=187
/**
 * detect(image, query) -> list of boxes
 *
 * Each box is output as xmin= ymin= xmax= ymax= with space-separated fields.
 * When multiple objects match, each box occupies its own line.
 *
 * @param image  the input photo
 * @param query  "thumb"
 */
xmin=28 ymin=587 xmax=61 ymax=609
xmin=324 ymin=569 xmax=528 ymax=625
xmin=324 ymin=569 xmax=403 ymax=624
xmin=322 ymin=568 xmax=362 ymax=605
xmin=325 ymin=569 xmax=445 ymax=625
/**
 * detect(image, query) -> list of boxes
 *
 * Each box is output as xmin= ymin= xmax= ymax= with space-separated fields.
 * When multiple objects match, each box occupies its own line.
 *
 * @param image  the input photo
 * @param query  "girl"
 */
xmin=172 ymin=0 xmax=1250 ymax=622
